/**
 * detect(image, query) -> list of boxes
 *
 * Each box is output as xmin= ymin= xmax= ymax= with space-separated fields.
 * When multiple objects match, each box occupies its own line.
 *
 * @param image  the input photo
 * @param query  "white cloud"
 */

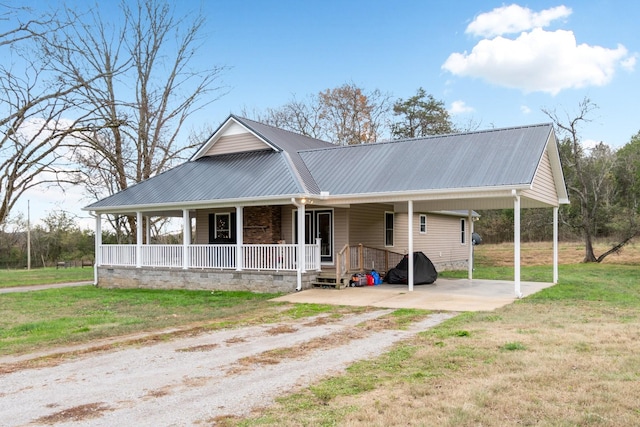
xmin=449 ymin=100 xmax=474 ymax=115
xmin=466 ymin=4 xmax=572 ymax=38
xmin=621 ymin=54 xmax=637 ymax=71
xmin=442 ymin=27 xmax=630 ymax=95
xmin=520 ymin=105 xmax=531 ymax=114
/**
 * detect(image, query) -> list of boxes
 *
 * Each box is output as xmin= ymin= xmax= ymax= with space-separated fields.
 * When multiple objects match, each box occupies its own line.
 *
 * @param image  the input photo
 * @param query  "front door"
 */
xmin=315 ymin=211 xmax=332 ymax=263
xmin=295 ymin=209 xmax=333 ymax=263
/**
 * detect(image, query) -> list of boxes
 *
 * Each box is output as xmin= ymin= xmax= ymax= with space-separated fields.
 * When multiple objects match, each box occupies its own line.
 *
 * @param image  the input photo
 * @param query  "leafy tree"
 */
xmin=391 ymin=88 xmax=454 ymax=138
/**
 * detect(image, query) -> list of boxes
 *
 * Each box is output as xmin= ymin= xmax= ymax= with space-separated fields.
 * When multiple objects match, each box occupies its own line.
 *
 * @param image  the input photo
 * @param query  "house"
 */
xmin=84 ymin=115 xmax=568 ymax=295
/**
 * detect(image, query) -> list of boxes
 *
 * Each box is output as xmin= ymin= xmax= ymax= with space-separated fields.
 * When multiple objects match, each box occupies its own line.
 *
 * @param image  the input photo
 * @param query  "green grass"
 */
xmin=0 ymin=287 xmax=281 ymax=356
xmin=236 ymin=263 xmax=640 ymax=426
xmin=0 ymin=267 xmax=94 ymax=288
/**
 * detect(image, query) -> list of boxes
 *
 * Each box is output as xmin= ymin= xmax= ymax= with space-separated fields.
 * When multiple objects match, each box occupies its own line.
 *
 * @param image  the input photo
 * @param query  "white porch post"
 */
xmin=553 ymin=206 xmax=559 ymax=284
xmin=136 ymin=211 xmax=142 ymax=268
xmin=182 ymin=209 xmax=190 ymax=270
xmin=94 ymin=213 xmax=102 ymax=285
xmin=298 ymin=202 xmax=306 ymax=273
xmin=145 ymin=216 xmax=151 ymax=244
xmin=408 ymin=200 xmax=414 ymax=292
xmin=468 ymin=209 xmax=474 ymax=280
xmin=514 ymin=192 xmax=522 ymax=297
xmin=236 ymin=206 xmax=243 ymax=271
xmin=315 ymin=237 xmax=322 ymax=271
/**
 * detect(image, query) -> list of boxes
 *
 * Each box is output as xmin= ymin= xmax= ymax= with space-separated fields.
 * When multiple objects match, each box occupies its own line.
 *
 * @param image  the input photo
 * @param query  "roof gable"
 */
xmin=191 ymin=117 xmax=279 ymax=160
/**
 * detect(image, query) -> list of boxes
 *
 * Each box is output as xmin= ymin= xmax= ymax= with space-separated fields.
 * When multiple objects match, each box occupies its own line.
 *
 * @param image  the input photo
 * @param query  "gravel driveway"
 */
xmin=1 ymin=310 xmax=455 ymax=426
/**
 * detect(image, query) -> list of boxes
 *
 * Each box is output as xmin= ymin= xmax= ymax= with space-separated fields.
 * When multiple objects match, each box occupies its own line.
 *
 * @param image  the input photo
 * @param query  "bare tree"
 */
xmin=543 ymin=98 xmax=634 ymax=262
xmin=46 ymin=0 xmax=227 ymax=238
xmin=0 ymin=5 xmax=105 ymax=226
xmin=248 ymin=83 xmax=391 ymax=145
xmin=318 ymin=83 xmax=391 ymax=145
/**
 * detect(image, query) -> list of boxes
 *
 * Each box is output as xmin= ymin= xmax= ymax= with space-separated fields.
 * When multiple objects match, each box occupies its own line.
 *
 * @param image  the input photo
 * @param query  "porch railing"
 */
xmin=98 ymin=242 xmax=321 ymax=272
xmin=335 ymin=243 xmax=405 ymax=282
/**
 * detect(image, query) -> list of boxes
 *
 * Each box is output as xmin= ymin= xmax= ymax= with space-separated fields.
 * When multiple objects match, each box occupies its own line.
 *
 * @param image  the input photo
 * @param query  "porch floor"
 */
xmin=272 ymin=278 xmax=555 ymax=312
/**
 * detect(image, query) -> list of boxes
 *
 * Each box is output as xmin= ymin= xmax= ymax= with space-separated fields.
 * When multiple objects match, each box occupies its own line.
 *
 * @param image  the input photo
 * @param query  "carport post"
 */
xmin=468 ymin=209 xmax=473 ymax=280
xmin=513 ymin=192 xmax=522 ymax=298
xmin=408 ymin=200 xmax=414 ymax=292
xmin=553 ymin=206 xmax=558 ymax=284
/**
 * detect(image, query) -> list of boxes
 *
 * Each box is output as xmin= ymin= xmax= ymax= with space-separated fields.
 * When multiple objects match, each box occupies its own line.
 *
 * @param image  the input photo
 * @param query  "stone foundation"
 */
xmin=432 ymin=259 xmax=469 ymax=272
xmin=97 ymin=266 xmax=317 ymax=293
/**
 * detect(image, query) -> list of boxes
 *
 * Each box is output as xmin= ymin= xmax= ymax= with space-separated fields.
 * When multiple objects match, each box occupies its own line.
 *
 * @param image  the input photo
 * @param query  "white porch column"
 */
xmin=145 ymin=216 xmax=151 ymax=244
xmin=94 ymin=213 xmax=102 ymax=285
xmin=553 ymin=206 xmax=559 ymax=284
xmin=514 ymin=193 xmax=522 ymax=297
xmin=298 ymin=202 xmax=306 ymax=273
xmin=182 ymin=209 xmax=191 ymax=270
xmin=408 ymin=200 xmax=414 ymax=292
xmin=468 ymin=209 xmax=474 ymax=280
xmin=236 ymin=206 xmax=243 ymax=271
xmin=136 ymin=211 xmax=142 ymax=268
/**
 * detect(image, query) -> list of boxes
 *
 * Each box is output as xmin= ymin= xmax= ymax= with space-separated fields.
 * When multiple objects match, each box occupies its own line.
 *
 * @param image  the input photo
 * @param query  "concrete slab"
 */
xmin=272 ymin=278 xmax=555 ymax=311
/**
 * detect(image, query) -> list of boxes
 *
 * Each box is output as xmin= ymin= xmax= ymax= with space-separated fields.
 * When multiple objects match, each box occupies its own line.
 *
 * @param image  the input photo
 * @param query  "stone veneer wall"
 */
xmin=244 ymin=206 xmax=282 ymax=244
xmin=432 ymin=259 xmax=469 ymax=272
xmin=97 ymin=266 xmax=316 ymax=293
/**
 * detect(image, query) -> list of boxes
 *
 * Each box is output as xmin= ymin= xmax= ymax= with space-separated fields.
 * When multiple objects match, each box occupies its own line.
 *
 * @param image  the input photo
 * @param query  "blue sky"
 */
xmin=197 ymin=0 xmax=638 ymax=146
xmin=12 ymin=0 xmax=640 ymax=227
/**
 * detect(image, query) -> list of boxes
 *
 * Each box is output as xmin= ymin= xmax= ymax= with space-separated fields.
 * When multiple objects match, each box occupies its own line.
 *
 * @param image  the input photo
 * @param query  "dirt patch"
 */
xmin=176 ymin=343 xmax=219 ymax=352
xmin=33 ymin=402 xmax=112 ymax=424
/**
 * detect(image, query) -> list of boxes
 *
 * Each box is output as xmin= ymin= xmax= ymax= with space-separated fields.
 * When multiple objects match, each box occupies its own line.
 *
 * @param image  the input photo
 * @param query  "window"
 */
xmin=208 ymin=212 xmax=236 ymax=243
xmin=461 ymin=219 xmax=466 ymax=244
xmin=215 ymin=213 xmax=231 ymax=239
xmin=419 ymin=214 xmax=427 ymax=234
xmin=385 ymin=212 xmax=394 ymax=246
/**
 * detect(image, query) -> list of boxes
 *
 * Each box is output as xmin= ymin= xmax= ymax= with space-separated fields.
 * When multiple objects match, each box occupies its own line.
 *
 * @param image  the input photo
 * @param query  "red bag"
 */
xmin=366 ymin=274 xmax=374 ymax=286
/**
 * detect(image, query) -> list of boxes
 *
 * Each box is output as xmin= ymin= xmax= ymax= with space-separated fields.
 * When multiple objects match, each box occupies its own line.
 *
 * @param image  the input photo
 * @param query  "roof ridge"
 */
xmin=298 ymin=122 xmax=555 ymax=153
xmin=231 ymin=114 xmax=334 ymax=147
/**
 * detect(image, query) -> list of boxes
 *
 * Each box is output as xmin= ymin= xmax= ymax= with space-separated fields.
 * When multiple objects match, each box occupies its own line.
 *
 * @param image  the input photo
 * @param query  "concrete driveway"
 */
xmin=273 ymin=278 xmax=555 ymax=311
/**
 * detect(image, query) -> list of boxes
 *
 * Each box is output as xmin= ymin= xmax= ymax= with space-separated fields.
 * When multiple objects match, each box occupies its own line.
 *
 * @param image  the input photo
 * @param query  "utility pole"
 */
xmin=27 ymin=200 xmax=31 ymax=270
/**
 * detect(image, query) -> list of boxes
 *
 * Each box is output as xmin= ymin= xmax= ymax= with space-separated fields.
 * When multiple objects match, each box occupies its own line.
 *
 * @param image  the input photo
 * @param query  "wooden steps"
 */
xmin=311 ymin=273 xmax=349 ymax=289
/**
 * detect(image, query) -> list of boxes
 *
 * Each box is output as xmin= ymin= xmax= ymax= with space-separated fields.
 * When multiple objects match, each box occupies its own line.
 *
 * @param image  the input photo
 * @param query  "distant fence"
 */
xmin=1 ymin=259 xmax=94 ymax=270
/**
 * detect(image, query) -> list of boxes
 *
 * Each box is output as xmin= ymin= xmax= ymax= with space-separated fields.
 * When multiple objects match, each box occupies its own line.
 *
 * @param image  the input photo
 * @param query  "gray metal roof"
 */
xmin=230 ymin=116 xmax=334 ymax=194
xmin=85 ymin=150 xmax=304 ymax=209
xmin=298 ymin=124 xmax=553 ymax=195
xmin=85 ymin=119 xmax=558 ymax=211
